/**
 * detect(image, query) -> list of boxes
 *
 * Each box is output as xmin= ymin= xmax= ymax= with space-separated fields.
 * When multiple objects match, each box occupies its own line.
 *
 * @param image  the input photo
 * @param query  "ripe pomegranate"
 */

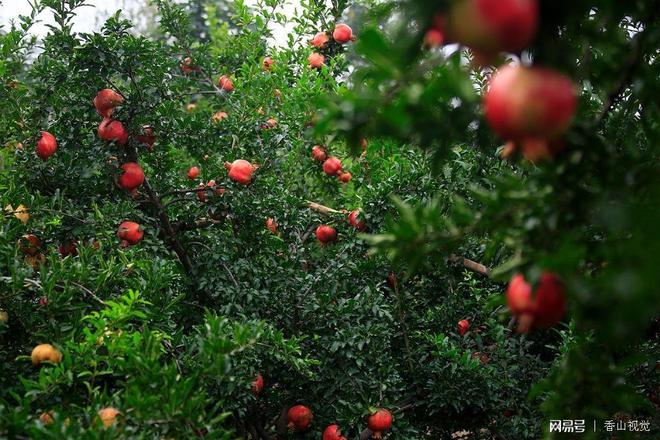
xmin=187 ymin=166 xmax=200 ymax=180
xmin=181 ymin=57 xmax=196 ymax=74
xmin=348 ymin=210 xmax=366 ymax=231
xmin=424 ymin=28 xmax=445 ymax=48
xmin=135 ymin=125 xmax=155 ymax=150
xmin=118 ymin=162 xmax=145 ymax=191
xmin=333 ymin=24 xmax=354 ymax=44
xmin=98 ymin=119 xmax=128 ymax=145
xmin=311 ymin=145 xmax=327 ymax=162
xmin=316 ymin=225 xmax=337 ymax=245
xmin=367 ymin=408 xmax=393 ymax=438
xmin=448 ymin=0 xmax=538 ymax=54
xmin=252 ymin=373 xmax=264 ymax=395
xmin=311 ymin=32 xmax=329 ymax=48
xmin=218 ymin=75 xmax=234 ymax=92
xmin=18 ymin=234 xmax=42 ymax=256
xmin=323 ymin=157 xmax=342 ymax=176
xmin=36 ymin=131 xmax=57 ymax=160
xmin=31 ymin=343 xmax=62 ymax=366
xmin=225 ymin=159 xmax=256 ymax=185
xmin=323 ymin=424 xmax=347 ymax=440
xmin=308 ymin=52 xmax=325 ymax=69
xmin=97 ymin=407 xmax=120 ymax=428
xmin=93 ymin=89 xmax=124 ymax=118
xmin=338 ymin=172 xmax=352 ymax=183
xmin=484 ymin=65 xmax=577 ymax=143
xmin=458 ymin=319 xmax=470 ymax=336
xmin=262 ymin=56 xmax=275 ymax=71
xmin=117 ymin=221 xmax=143 ymax=247
xmin=213 ymin=111 xmax=228 ymax=123
xmin=287 ymin=405 xmax=313 ymax=431
xmin=59 ymin=240 xmax=78 ymax=258
xmin=265 ymin=218 xmax=278 ymax=234
xmin=506 ymin=272 xmax=566 ymax=332
xmin=196 ymin=184 xmax=207 ymax=203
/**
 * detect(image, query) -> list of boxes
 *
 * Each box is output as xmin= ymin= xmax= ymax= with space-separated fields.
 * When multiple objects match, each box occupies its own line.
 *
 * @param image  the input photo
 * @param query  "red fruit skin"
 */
xmin=93 ymin=89 xmax=124 ymax=118
xmin=262 ymin=57 xmax=274 ymax=71
xmin=532 ymin=272 xmax=566 ymax=329
xmin=316 ymin=225 xmax=337 ymax=245
xmin=39 ymin=297 xmax=48 ymax=307
xmin=348 ymin=210 xmax=366 ymax=231
xmin=181 ymin=57 xmax=196 ymax=74
xmin=59 ymin=240 xmax=78 ymax=258
xmin=265 ymin=218 xmax=278 ymax=234
xmin=36 ymin=131 xmax=57 ymax=160
xmin=323 ymin=157 xmax=342 ymax=176
xmin=506 ymin=272 xmax=566 ymax=331
xmin=448 ymin=0 xmax=538 ymax=53
xmin=117 ymin=221 xmax=143 ymax=246
xmin=424 ymin=28 xmax=445 ymax=48
xmin=323 ymin=424 xmax=347 ymax=440
xmin=311 ymin=32 xmax=330 ymax=48
xmin=308 ymin=53 xmax=325 ymax=69
xmin=187 ymin=166 xmax=200 ymax=180
xmin=287 ymin=405 xmax=313 ymax=431
xmin=458 ymin=319 xmax=470 ymax=336
xmin=484 ymin=66 xmax=577 ymax=143
xmin=367 ymin=409 xmax=393 ymax=437
xmin=333 ymin=24 xmax=353 ymax=44
xmin=218 ymin=75 xmax=234 ymax=92
xmin=98 ymin=119 xmax=129 ymax=145
xmin=252 ymin=373 xmax=264 ymax=395
xmin=226 ymin=159 xmax=255 ymax=185
xmin=118 ymin=162 xmax=145 ymax=191
xmin=338 ymin=172 xmax=352 ymax=183
xmin=312 ymin=145 xmax=327 ymax=162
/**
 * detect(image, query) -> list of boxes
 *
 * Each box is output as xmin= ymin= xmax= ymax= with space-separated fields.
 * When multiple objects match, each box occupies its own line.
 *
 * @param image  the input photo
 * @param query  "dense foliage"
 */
xmin=0 ymin=0 xmax=658 ymax=439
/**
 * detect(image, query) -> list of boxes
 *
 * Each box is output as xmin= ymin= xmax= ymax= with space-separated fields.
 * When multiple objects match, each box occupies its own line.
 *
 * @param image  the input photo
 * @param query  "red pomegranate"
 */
xmin=367 ymin=408 xmax=393 ymax=438
xmin=323 ymin=424 xmax=347 ymax=440
xmin=93 ymin=89 xmax=124 ymax=118
xmin=225 ymin=159 xmax=256 ymax=185
xmin=59 ymin=240 xmax=78 ymax=258
xmin=484 ymin=66 xmax=577 ymax=143
xmin=311 ymin=32 xmax=330 ymax=48
xmin=265 ymin=218 xmax=278 ymax=234
xmin=136 ymin=125 xmax=155 ymax=150
xmin=311 ymin=145 xmax=327 ymax=162
xmin=424 ymin=28 xmax=445 ymax=48
xmin=333 ymin=24 xmax=354 ymax=44
xmin=448 ymin=0 xmax=538 ymax=54
xmin=323 ymin=157 xmax=342 ymax=176
xmin=196 ymin=184 xmax=207 ymax=203
xmin=118 ymin=162 xmax=145 ymax=191
xmin=36 ymin=131 xmax=57 ymax=160
xmin=308 ymin=52 xmax=325 ymax=69
xmin=262 ymin=56 xmax=274 ymax=71
xmin=506 ymin=272 xmax=566 ymax=332
xmin=98 ymin=119 xmax=129 ymax=145
xmin=117 ymin=221 xmax=143 ymax=247
xmin=18 ymin=234 xmax=42 ymax=256
xmin=251 ymin=373 xmax=264 ymax=395
xmin=458 ymin=319 xmax=470 ymax=336
xmin=181 ymin=57 xmax=196 ymax=74
xmin=187 ymin=166 xmax=200 ymax=180
xmin=316 ymin=225 xmax=337 ymax=245
xmin=348 ymin=210 xmax=366 ymax=231
xmin=287 ymin=405 xmax=313 ymax=431
xmin=338 ymin=172 xmax=352 ymax=183
xmin=218 ymin=75 xmax=234 ymax=92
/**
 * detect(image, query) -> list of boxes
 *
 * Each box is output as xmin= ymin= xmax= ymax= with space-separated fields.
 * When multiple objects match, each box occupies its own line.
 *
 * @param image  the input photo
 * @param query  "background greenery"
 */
xmin=0 ymin=0 xmax=658 ymax=438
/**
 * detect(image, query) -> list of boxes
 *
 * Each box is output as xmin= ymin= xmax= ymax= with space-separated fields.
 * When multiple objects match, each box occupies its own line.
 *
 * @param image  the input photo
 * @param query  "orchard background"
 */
xmin=0 ymin=0 xmax=658 ymax=439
